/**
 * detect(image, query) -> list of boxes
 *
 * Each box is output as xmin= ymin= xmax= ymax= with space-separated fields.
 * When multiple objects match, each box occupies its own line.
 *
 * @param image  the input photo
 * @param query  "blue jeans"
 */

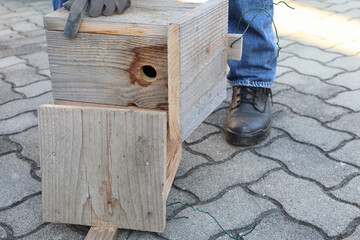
xmin=52 ymin=0 xmax=277 ymax=88
xmin=228 ymin=0 xmax=277 ymax=88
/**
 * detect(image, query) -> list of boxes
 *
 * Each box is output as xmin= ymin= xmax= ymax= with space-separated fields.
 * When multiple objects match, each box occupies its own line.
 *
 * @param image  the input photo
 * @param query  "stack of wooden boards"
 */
xmin=38 ymin=0 xmax=242 ymax=237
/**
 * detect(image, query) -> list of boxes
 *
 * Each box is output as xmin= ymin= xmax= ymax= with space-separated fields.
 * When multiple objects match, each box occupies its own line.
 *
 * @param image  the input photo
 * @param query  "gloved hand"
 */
xmin=63 ymin=0 xmax=131 ymax=39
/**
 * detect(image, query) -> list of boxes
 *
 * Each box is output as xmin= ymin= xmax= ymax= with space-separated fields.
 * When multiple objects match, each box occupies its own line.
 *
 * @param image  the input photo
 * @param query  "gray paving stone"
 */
xmin=256 ymin=137 xmax=358 ymax=188
xmin=326 ymin=1 xmax=360 ymax=13
xmin=276 ymin=71 xmax=346 ymax=99
xmin=22 ymin=223 xmax=85 ymax=240
xmin=0 ymin=42 xmax=47 ymax=59
xmin=20 ymin=50 xmax=49 ymax=70
xmin=246 ymin=211 xmax=325 ymax=240
xmin=3 ymin=35 xmax=46 ymax=49
xmin=2 ymin=63 xmax=47 ymax=87
xmin=331 ymin=176 xmax=360 ymax=205
xmin=272 ymin=82 xmax=291 ymax=96
xmin=0 ymin=78 xmax=22 ymax=104
xmin=186 ymin=123 xmax=220 ymax=144
xmin=175 ymin=151 xmax=279 ymax=201
xmin=0 ymin=226 xmax=6 ymax=238
xmin=326 ymin=90 xmax=360 ymax=111
xmin=277 ymin=51 xmax=293 ymax=63
xmin=0 ymin=153 xmax=40 ymax=208
xmin=279 ymin=56 xmax=343 ymax=80
xmin=276 ymin=66 xmax=292 ymax=77
xmin=283 ymin=44 xmax=342 ymax=63
xmin=0 ymin=112 xmax=38 ymax=135
xmin=249 ymin=170 xmax=360 ymax=237
xmin=275 ymin=89 xmax=349 ymax=122
xmin=327 ymin=56 xmax=360 ymax=72
xmin=328 ymin=139 xmax=360 ymax=166
xmin=0 ymin=195 xmax=42 ymax=238
xmin=188 ymin=128 xmax=283 ymax=161
xmin=9 ymin=21 xmax=40 ymax=32
xmin=8 ymin=126 xmax=40 ymax=165
xmin=161 ymin=187 xmax=275 ymax=239
xmin=204 ymin=103 xmax=229 ymax=129
xmin=345 ymin=8 xmax=360 ymax=20
xmin=0 ymin=137 xmax=17 ymax=156
xmin=166 ymin=187 xmax=198 ymax=217
xmin=0 ymin=91 xmax=53 ymax=120
xmin=327 ymin=71 xmax=360 ymax=90
xmin=176 ymin=148 xmax=208 ymax=177
xmin=0 ymin=29 xmax=22 ymax=42
xmin=38 ymin=69 xmax=50 ymax=78
xmin=345 ymin=225 xmax=360 ymax=240
xmin=26 ymin=14 xmax=44 ymax=27
xmin=14 ymin=80 xmax=51 ymax=98
xmin=0 ymin=56 xmax=26 ymax=68
xmin=273 ymin=109 xmax=352 ymax=151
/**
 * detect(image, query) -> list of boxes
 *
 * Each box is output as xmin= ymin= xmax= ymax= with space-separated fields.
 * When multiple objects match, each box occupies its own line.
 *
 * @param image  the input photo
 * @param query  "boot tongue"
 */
xmin=240 ymin=87 xmax=257 ymax=105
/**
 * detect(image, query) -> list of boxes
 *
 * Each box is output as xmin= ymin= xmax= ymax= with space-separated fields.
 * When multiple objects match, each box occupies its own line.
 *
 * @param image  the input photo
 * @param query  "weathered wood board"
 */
xmin=46 ymin=31 xmax=169 ymax=110
xmin=84 ymin=227 xmax=120 ymax=240
xmin=168 ymin=0 xmax=228 ymax=141
xmin=38 ymin=104 xmax=167 ymax=232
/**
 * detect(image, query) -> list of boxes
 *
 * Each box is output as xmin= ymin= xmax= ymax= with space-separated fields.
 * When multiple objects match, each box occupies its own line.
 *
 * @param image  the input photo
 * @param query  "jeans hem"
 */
xmin=228 ymin=80 xmax=273 ymax=88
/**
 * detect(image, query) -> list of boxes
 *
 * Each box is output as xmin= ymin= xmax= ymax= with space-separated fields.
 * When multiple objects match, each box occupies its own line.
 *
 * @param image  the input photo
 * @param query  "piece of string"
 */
xmin=230 ymin=1 xmax=295 ymax=56
xmin=125 ymin=201 xmax=257 ymax=239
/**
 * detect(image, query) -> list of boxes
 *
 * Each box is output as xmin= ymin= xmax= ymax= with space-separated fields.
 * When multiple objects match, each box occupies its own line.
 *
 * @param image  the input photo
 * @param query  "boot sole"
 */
xmin=225 ymin=125 xmax=271 ymax=146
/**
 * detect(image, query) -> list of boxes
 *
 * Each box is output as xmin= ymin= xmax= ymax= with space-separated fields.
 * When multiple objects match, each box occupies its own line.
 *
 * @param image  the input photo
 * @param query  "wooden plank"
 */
xmin=46 ymin=30 xmax=169 ymax=110
xmin=228 ymin=33 xmax=243 ymax=61
xmin=165 ymin=138 xmax=182 ymax=198
xmin=168 ymin=0 xmax=228 ymax=141
xmin=39 ymin=104 xmax=167 ymax=232
xmin=44 ymin=0 xmax=204 ymax=37
xmin=85 ymin=227 xmax=120 ymax=240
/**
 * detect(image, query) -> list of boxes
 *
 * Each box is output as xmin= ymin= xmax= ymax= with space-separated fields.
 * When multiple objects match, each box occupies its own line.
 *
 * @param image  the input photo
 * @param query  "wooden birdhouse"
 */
xmin=38 ymin=0 xmax=242 ymax=238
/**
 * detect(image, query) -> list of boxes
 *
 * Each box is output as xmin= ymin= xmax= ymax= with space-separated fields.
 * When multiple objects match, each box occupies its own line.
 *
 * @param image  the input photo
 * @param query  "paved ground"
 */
xmin=0 ymin=0 xmax=359 ymax=239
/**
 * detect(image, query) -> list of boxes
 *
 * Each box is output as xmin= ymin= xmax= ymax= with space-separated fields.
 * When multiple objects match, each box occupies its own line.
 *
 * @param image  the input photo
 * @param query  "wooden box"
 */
xmin=39 ymin=0 xmax=242 ymax=234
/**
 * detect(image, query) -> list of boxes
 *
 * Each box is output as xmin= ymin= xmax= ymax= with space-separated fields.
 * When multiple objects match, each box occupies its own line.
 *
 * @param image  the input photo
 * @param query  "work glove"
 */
xmin=63 ymin=0 xmax=131 ymax=39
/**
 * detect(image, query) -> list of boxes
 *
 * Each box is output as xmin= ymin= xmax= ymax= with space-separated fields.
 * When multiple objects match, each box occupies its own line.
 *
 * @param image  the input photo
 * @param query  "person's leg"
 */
xmin=226 ymin=0 xmax=277 ymax=146
xmin=52 ymin=0 xmax=67 ymax=10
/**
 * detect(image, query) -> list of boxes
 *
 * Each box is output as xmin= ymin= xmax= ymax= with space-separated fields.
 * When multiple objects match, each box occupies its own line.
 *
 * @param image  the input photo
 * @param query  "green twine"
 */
xmin=230 ymin=1 xmax=295 ymax=56
xmin=166 ymin=201 xmax=257 ymax=240
xmin=125 ymin=201 xmax=257 ymax=239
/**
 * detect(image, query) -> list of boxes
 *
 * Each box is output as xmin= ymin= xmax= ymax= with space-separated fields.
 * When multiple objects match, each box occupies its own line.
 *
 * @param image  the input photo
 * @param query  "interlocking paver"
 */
xmin=256 ymin=137 xmax=359 ymax=188
xmin=0 ymin=56 xmax=26 ymax=68
xmin=188 ymin=128 xmax=283 ymax=161
xmin=328 ymin=139 xmax=360 ymax=166
xmin=276 ymin=71 xmax=346 ymax=99
xmin=275 ymin=89 xmax=349 ymax=122
xmin=246 ymin=212 xmax=325 ymax=240
xmin=20 ymin=51 xmax=49 ymax=70
xmin=175 ymin=151 xmax=279 ymax=201
xmin=21 ymin=223 xmax=85 ymax=240
xmin=9 ymin=21 xmax=40 ymax=32
xmin=161 ymin=187 xmax=275 ymax=239
xmin=0 ymin=112 xmax=38 ymax=136
xmin=327 ymin=71 xmax=360 ymax=90
xmin=0 ymin=29 xmax=22 ymax=42
xmin=249 ymin=170 xmax=360 ymax=237
xmin=271 ymin=82 xmax=291 ymax=96
xmin=273 ymin=109 xmax=352 ymax=151
xmin=279 ymin=56 xmax=343 ymax=79
xmin=326 ymin=90 xmax=360 ymax=111
xmin=0 ymin=137 xmax=17 ymax=156
xmin=2 ymin=63 xmax=47 ymax=87
xmin=8 ymin=126 xmax=40 ymax=165
xmin=283 ymin=43 xmax=342 ymax=63
xmin=2 ymin=35 xmax=46 ymax=49
xmin=14 ymin=80 xmax=51 ymax=98
xmin=176 ymin=148 xmax=209 ymax=177
xmin=276 ymin=65 xmax=292 ymax=76
xmin=330 ymin=176 xmax=360 ymax=205
xmin=325 ymin=1 xmax=360 ymax=13
xmin=0 ymin=195 xmax=42 ymax=238
xmin=0 ymin=92 xmax=52 ymax=120
xmin=186 ymin=123 xmax=220 ymax=144
xmin=166 ymin=187 xmax=198 ymax=215
xmin=0 ymin=78 xmax=22 ymax=104
xmin=0 ymin=153 xmax=40 ymax=208
xmin=327 ymin=55 xmax=360 ymax=72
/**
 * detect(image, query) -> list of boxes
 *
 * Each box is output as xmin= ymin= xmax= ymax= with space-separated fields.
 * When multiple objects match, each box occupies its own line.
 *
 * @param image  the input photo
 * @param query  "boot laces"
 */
xmin=235 ymin=86 xmax=273 ymax=108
